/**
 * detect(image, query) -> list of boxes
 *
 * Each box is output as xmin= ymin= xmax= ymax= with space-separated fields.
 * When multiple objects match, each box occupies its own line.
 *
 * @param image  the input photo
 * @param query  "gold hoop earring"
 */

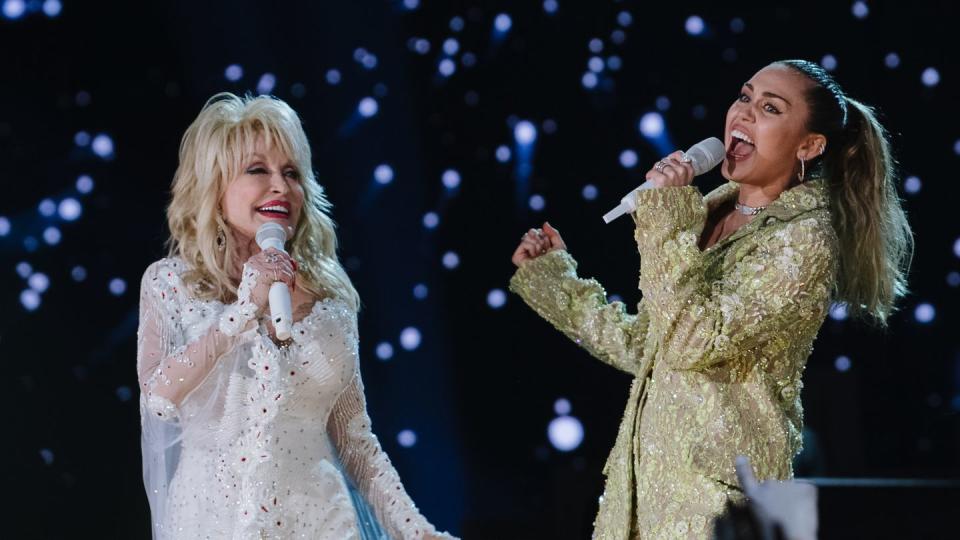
xmin=797 ymin=157 xmax=806 ymax=182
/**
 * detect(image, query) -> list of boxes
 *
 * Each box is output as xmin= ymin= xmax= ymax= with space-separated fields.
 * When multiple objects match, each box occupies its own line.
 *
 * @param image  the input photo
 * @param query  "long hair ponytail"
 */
xmin=778 ymin=60 xmax=913 ymax=325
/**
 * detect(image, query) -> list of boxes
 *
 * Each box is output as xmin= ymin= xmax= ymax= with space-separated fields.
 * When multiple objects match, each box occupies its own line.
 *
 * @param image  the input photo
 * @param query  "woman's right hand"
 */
xmin=512 ymin=222 xmax=567 ymax=267
xmin=244 ymin=248 xmax=297 ymax=315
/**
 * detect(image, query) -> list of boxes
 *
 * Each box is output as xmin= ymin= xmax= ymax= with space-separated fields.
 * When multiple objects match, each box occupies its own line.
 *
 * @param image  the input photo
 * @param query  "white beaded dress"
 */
xmin=136 ymin=257 xmax=448 ymax=540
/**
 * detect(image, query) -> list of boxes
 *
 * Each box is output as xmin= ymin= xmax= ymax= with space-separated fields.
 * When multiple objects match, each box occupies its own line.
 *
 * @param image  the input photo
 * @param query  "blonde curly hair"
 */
xmin=165 ymin=92 xmax=360 ymax=311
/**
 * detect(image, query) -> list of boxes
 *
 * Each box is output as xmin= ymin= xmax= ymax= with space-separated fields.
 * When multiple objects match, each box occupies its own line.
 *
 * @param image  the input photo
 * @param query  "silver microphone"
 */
xmin=602 ymin=137 xmax=725 ymax=224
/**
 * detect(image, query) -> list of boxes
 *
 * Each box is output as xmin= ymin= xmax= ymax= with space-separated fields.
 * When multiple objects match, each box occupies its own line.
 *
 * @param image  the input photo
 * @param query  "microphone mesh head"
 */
xmin=255 ymin=222 xmax=287 ymax=249
xmin=686 ymin=137 xmax=726 ymax=176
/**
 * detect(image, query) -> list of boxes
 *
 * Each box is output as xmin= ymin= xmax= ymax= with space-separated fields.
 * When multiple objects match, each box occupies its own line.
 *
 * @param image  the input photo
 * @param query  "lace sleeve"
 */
xmin=631 ymin=187 xmax=835 ymax=371
xmin=328 ymin=373 xmax=454 ymax=539
xmin=509 ymin=249 xmax=648 ymax=374
xmin=136 ymin=261 xmax=259 ymax=421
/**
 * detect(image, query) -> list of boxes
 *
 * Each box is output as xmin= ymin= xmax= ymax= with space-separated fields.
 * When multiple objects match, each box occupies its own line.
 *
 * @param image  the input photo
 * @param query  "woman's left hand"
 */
xmin=644 ymin=150 xmax=696 ymax=188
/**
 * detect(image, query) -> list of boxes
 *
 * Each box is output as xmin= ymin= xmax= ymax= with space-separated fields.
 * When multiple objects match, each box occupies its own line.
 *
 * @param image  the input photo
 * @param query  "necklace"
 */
xmin=734 ymin=202 xmax=766 ymax=216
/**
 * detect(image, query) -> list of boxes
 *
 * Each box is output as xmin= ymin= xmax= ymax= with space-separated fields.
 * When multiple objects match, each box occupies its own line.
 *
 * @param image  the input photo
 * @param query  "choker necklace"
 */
xmin=734 ymin=202 xmax=765 ymax=216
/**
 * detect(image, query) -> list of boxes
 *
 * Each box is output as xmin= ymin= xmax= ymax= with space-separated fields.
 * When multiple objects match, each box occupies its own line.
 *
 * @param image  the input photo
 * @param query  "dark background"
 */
xmin=2 ymin=1 xmax=958 ymax=538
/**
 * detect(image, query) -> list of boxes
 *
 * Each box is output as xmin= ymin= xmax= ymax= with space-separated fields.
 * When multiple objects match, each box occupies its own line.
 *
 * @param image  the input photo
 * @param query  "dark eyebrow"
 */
xmin=744 ymin=82 xmax=791 ymax=106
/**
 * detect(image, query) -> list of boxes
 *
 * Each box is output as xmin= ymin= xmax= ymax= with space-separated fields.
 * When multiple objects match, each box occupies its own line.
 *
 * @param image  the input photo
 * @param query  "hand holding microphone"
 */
xmin=251 ymin=223 xmax=295 ymax=341
xmin=602 ymin=137 xmax=725 ymax=223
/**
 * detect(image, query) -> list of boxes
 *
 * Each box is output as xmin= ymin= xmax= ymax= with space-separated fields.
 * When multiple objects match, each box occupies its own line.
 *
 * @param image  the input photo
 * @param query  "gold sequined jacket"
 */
xmin=509 ymin=180 xmax=837 ymax=539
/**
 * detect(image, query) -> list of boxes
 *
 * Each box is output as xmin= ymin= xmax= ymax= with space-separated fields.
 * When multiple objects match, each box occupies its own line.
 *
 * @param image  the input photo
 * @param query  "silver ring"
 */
xmin=655 ymin=160 xmax=668 ymax=172
xmin=265 ymin=253 xmax=280 ymax=263
xmin=680 ymin=152 xmax=692 ymax=163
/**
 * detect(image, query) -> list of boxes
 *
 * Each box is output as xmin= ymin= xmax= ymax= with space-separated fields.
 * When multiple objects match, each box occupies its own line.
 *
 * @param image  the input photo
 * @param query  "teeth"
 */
xmin=731 ymin=129 xmax=755 ymax=145
xmin=257 ymin=205 xmax=289 ymax=214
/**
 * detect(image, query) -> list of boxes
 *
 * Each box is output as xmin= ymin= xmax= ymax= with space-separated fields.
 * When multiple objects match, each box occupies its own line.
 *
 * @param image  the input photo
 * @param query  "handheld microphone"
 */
xmin=602 ymin=137 xmax=726 ymax=224
xmin=255 ymin=222 xmax=293 ymax=341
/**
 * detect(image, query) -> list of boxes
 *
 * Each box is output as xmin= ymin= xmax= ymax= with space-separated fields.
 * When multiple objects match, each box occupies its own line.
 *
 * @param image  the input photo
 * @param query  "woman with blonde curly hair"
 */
xmin=510 ymin=60 xmax=912 ymax=538
xmin=137 ymin=93 xmax=454 ymax=540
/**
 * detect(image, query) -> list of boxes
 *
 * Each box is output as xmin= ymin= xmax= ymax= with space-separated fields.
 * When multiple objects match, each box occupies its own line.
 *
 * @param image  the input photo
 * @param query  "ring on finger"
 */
xmin=265 ymin=253 xmax=280 ymax=263
xmin=655 ymin=160 xmax=668 ymax=172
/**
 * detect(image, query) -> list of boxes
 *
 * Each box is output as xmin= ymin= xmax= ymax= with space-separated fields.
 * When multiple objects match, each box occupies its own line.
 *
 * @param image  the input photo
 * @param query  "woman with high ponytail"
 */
xmin=509 ymin=60 xmax=912 ymax=538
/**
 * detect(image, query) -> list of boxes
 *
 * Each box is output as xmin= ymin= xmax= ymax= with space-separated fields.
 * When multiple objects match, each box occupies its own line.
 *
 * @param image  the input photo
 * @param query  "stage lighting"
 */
xmin=582 ymin=184 xmax=598 ymax=201
xmin=2 ymin=0 xmax=26 ymax=20
xmin=588 ymin=38 xmax=603 ymax=53
xmin=514 ymin=120 xmax=537 ymax=145
xmin=948 ymin=272 xmax=960 ymax=287
xmin=442 ymin=169 xmax=461 ymax=189
xmin=397 ymin=430 xmax=417 ymax=448
xmin=42 ymin=0 xmax=60 ymax=17
xmin=581 ymin=72 xmax=598 ymax=89
xmin=442 ymin=251 xmax=460 ymax=269
xmin=413 ymin=38 xmax=430 ymax=55
xmin=0 ymin=216 xmax=9 ymax=236
xmin=39 ymin=199 xmax=56 ymax=217
xmin=71 ymin=266 xmax=86 ymax=282
xmin=422 ymin=212 xmax=439 ymax=229
xmin=529 ymin=194 xmax=545 ymax=211
xmin=20 ymin=289 xmax=40 ymax=311
xmin=486 ymin=289 xmax=506 ymax=309
xmin=400 ymin=327 xmax=422 ymax=351
xmin=225 ymin=64 xmax=243 ymax=82
xmin=611 ymin=29 xmax=626 ymax=44
xmin=74 ymin=131 xmax=90 ymax=146
xmin=607 ymin=56 xmax=622 ymax=71
xmin=449 ymin=16 xmax=464 ymax=32
xmin=821 ymin=54 xmax=837 ymax=72
xmin=588 ymin=56 xmax=604 ymax=73
xmin=16 ymin=262 xmax=32 ymax=278
xmin=852 ymin=1 xmax=869 ymax=19
xmin=443 ymin=38 xmax=460 ymax=56
xmin=439 ymin=58 xmax=456 ymax=77
xmin=358 ymin=97 xmax=379 ymax=117
xmin=904 ymin=176 xmax=921 ymax=194
xmin=402 ymin=0 xmax=419 ymax=9
xmin=496 ymin=145 xmax=511 ymax=162
xmin=922 ymin=67 xmax=940 ymax=87
xmin=835 ymin=356 xmax=852 ymax=372
xmin=43 ymin=226 xmax=61 ymax=245
xmin=325 ymin=69 xmax=341 ymax=85
xmin=59 ymin=198 xmax=82 ymax=221
xmin=76 ymin=175 xmax=94 ymax=194
xmin=374 ymin=164 xmax=394 ymax=185
xmin=885 ymin=53 xmax=900 ymax=69
xmin=494 ymin=13 xmax=512 ymax=33
xmin=92 ymin=134 xmax=114 ymax=158
xmin=554 ymin=398 xmax=571 ymax=415
xmin=413 ymin=284 xmax=428 ymax=300
xmin=257 ymin=73 xmax=276 ymax=94
xmin=619 ymin=149 xmax=638 ymax=168
xmin=109 ymin=278 xmax=127 ymax=296
xmin=376 ymin=342 xmax=394 ymax=361
xmin=28 ymin=272 xmax=49 ymax=293
xmin=685 ymin=15 xmax=705 ymax=36
xmin=730 ymin=18 xmax=745 ymax=33
xmin=544 ymin=0 xmax=558 ymax=15
xmin=639 ymin=112 xmax=664 ymax=138
xmin=548 ymin=415 xmax=584 ymax=452
xmin=617 ymin=11 xmax=632 ymax=27
xmin=461 ymin=52 xmax=477 ymax=67
xmin=829 ymin=303 xmax=848 ymax=321
xmin=914 ymin=303 xmax=935 ymax=324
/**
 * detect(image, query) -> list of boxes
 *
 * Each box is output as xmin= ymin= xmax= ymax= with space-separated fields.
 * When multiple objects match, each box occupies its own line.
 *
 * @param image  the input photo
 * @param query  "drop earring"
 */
xmin=216 ymin=224 xmax=226 ymax=251
xmin=797 ymin=157 xmax=806 ymax=182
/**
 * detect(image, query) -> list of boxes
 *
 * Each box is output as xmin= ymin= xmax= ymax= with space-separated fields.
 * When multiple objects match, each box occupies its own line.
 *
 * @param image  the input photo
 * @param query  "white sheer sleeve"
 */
xmin=136 ymin=259 xmax=260 ymax=539
xmin=328 ymin=371 xmax=455 ymax=540
xmin=136 ymin=261 xmax=259 ymax=421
